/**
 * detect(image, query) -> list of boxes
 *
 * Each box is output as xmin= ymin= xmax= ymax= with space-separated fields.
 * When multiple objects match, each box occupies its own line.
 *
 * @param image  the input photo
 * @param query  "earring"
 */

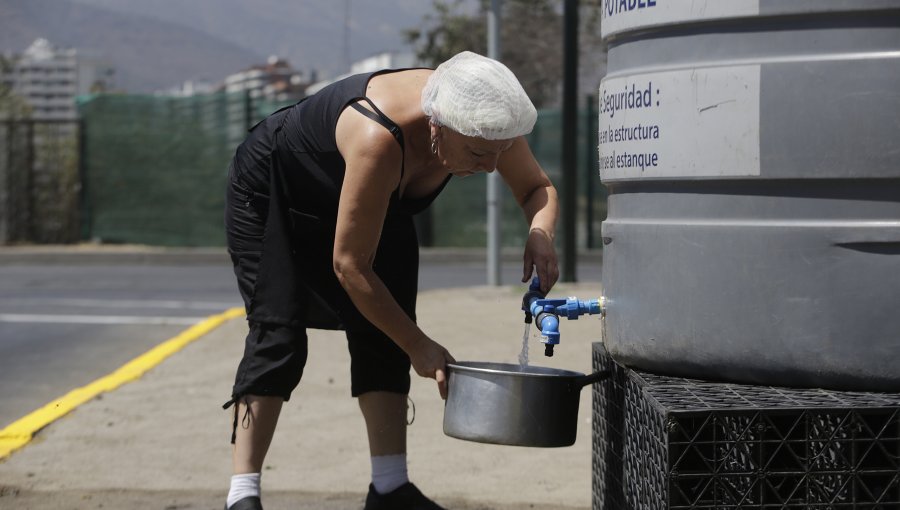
xmin=431 ymin=137 xmax=438 ymax=155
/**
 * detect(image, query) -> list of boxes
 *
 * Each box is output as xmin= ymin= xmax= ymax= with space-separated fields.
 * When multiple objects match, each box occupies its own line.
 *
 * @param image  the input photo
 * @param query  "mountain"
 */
xmin=64 ymin=0 xmax=441 ymax=77
xmin=0 ymin=0 xmax=443 ymax=93
xmin=0 ymin=0 xmax=447 ymax=93
xmin=0 ymin=0 xmax=266 ymax=92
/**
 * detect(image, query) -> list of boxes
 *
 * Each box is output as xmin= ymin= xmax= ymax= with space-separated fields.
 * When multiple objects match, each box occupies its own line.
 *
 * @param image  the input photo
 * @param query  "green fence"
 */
xmin=76 ymin=92 xmax=606 ymax=248
xmin=430 ymin=102 xmax=606 ymax=248
xmin=78 ymin=92 xmax=265 ymax=246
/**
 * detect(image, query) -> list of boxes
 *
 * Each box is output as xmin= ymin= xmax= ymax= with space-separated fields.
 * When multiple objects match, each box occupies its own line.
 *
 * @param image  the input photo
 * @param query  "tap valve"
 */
xmin=521 ymin=276 xmax=546 ymax=324
xmin=522 ymin=277 xmax=603 ymax=357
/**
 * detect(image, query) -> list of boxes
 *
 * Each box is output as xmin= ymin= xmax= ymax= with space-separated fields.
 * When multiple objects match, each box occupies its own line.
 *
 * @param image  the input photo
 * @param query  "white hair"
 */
xmin=421 ymin=51 xmax=537 ymax=140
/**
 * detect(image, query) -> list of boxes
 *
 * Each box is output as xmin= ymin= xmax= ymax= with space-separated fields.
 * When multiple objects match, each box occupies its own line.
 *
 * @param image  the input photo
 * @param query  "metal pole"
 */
xmin=244 ymin=90 xmax=253 ymax=132
xmin=25 ymin=120 xmax=35 ymax=243
xmin=343 ymin=0 xmax=352 ymax=70
xmin=0 ymin=121 xmax=9 ymax=244
xmin=561 ymin=0 xmax=578 ymax=282
xmin=78 ymin=118 xmax=90 ymax=241
xmin=586 ymin=93 xmax=596 ymax=249
xmin=487 ymin=0 xmax=502 ymax=286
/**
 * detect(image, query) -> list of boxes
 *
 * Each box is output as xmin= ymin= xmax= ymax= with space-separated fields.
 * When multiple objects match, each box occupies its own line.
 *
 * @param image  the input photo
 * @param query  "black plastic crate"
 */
xmin=592 ymin=342 xmax=900 ymax=510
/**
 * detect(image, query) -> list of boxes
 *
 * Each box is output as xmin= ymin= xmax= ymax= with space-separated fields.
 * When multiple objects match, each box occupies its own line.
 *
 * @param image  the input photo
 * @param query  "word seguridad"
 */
xmin=599 ymin=82 xmax=656 ymax=119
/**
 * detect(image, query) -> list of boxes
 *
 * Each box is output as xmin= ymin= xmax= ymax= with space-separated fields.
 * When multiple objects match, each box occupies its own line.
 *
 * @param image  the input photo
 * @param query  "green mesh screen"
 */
xmin=77 ymin=92 xmax=605 ymax=248
xmin=77 ymin=92 xmax=289 ymax=246
xmin=429 ymin=106 xmax=606 ymax=248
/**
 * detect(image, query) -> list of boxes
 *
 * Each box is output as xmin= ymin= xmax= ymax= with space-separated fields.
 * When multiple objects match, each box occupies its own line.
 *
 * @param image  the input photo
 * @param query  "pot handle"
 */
xmin=575 ymin=370 xmax=611 ymax=389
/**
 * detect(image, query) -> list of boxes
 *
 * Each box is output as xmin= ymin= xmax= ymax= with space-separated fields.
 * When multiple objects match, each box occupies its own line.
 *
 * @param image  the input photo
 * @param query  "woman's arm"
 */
xmin=333 ymin=105 xmax=453 ymax=397
xmin=497 ymin=137 xmax=560 ymax=293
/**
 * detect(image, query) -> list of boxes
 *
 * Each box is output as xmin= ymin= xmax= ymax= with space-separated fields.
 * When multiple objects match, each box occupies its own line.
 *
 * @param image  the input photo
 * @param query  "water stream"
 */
xmin=518 ymin=322 xmax=531 ymax=368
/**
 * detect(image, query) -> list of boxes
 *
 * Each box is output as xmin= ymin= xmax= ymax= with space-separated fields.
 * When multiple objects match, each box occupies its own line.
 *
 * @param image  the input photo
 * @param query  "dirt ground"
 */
xmin=0 ymin=488 xmax=590 ymax=510
xmin=0 ymin=285 xmax=604 ymax=510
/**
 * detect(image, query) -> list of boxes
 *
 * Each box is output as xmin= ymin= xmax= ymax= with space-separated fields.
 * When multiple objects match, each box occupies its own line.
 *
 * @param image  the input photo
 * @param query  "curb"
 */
xmin=0 ymin=245 xmax=603 ymax=266
xmin=0 ymin=246 xmax=231 ymax=266
xmin=0 ymin=307 xmax=245 ymax=460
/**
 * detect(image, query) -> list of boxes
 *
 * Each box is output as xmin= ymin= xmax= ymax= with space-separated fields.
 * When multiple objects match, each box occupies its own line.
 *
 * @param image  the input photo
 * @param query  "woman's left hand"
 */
xmin=522 ymin=227 xmax=559 ymax=294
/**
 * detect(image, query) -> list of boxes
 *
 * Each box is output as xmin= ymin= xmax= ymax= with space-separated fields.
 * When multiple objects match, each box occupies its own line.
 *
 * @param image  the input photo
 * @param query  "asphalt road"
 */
xmin=0 ymin=257 xmax=601 ymax=428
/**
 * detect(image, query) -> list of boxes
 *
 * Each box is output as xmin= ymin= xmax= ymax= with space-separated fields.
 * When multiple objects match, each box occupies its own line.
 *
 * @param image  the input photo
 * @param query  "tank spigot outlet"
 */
xmin=534 ymin=311 xmax=559 ymax=347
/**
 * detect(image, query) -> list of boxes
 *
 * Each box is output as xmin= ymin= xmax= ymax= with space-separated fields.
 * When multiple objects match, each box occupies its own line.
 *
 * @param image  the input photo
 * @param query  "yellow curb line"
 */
xmin=0 ymin=306 xmax=246 ymax=461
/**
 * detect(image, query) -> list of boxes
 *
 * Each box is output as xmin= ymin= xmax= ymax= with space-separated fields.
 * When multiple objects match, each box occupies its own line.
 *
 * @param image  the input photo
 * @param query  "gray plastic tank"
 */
xmin=598 ymin=1 xmax=900 ymax=392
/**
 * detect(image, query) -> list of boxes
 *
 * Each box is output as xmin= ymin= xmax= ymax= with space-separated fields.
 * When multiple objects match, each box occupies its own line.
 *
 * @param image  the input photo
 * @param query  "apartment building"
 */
xmin=305 ymin=51 xmax=418 ymax=96
xmin=223 ymin=55 xmax=312 ymax=103
xmin=1 ymin=38 xmax=115 ymax=121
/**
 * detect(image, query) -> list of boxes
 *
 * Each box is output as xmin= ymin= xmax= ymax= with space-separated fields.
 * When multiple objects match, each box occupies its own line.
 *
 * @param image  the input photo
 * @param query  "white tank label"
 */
xmin=601 ymin=0 xmax=760 ymax=38
xmin=598 ymin=65 xmax=761 ymax=180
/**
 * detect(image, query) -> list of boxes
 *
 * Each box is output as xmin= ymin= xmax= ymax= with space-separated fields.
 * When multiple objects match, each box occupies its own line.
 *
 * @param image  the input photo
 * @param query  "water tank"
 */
xmin=598 ymin=0 xmax=900 ymax=392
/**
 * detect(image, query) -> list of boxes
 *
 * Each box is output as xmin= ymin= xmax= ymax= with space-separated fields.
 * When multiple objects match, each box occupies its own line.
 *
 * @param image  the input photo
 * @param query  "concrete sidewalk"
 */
xmin=0 ymin=244 xmax=602 ymax=267
xmin=0 ymin=283 xmax=604 ymax=510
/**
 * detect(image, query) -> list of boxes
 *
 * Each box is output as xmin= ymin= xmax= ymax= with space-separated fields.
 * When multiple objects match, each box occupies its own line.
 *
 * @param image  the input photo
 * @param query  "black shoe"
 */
xmin=364 ymin=483 xmax=445 ymax=510
xmin=225 ymin=496 xmax=262 ymax=510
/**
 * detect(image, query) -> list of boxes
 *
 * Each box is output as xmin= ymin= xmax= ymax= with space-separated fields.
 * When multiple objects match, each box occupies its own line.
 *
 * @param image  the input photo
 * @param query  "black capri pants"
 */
xmin=224 ymin=163 xmax=412 ymax=405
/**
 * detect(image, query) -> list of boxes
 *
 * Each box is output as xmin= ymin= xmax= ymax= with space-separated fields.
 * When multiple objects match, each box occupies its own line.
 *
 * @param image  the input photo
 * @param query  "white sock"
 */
xmin=227 ymin=473 xmax=261 ymax=508
xmin=371 ymin=453 xmax=409 ymax=494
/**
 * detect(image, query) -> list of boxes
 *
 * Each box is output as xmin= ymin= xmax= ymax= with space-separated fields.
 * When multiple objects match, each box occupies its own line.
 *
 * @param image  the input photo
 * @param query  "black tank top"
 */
xmin=274 ymin=69 xmax=451 ymax=219
xmin=230 ymin=69 xmax=447 ymax=330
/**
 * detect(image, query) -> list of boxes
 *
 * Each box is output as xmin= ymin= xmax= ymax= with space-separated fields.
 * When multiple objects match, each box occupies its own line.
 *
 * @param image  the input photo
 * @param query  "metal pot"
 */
xmin=443 ymin=361 xmax=610 ymax=447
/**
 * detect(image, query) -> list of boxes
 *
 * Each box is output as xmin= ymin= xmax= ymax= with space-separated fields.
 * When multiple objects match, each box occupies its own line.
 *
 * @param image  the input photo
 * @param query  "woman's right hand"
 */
xmin=407 ymin=336 xmax=456 ymax=400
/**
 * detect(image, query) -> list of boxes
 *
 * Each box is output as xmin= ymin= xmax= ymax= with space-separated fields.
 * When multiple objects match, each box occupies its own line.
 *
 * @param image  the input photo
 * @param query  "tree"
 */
xmin=405 ymin=1 xmax=609 ymax=108
xmin=405 ymin=0 xmax=563 ymax=108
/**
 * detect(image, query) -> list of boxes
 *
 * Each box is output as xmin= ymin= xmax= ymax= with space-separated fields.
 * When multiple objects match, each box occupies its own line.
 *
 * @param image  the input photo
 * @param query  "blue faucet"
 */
xmin=521 ymin=277 xmax=604 ymax=357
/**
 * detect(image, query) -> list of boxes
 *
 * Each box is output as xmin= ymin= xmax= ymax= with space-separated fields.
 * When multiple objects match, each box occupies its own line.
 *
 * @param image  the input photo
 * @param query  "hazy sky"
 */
xmin=66 ymin=0 xmax=480 ymax=78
